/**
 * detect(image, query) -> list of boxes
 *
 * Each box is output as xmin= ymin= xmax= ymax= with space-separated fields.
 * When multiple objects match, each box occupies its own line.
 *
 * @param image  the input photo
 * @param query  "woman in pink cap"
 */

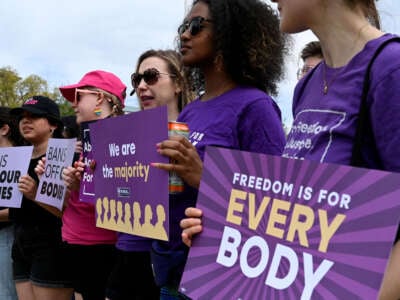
xmin=43 ymin=70 xmax=126 ymax=300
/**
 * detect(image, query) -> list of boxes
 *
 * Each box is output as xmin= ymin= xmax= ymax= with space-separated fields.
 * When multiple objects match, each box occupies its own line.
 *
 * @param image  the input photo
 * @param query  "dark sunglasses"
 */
xmin=178 ymin=16 xmax=212 ymax=36
xmin=130 ymin=68 xmax=175 ymax=95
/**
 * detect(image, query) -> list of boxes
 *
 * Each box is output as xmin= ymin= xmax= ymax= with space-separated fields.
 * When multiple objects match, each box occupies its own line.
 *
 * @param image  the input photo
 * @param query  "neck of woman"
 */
xmin=314 ymin=8 xmax=383 ymax=67
xmin=32 ymin=141 xmax=48 ymax=159
xmin=201 ymin=68 xmax=237 ymax=101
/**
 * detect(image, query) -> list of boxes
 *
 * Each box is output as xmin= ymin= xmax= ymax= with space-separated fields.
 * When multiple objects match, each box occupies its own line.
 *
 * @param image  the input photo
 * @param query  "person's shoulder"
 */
xmin=367 ymin=34 xmax=400 ymax=65
xmin=368 ymin=34 xmax=400 ymax=83
xmin=229 ymin=86 xmax=274 ymax=103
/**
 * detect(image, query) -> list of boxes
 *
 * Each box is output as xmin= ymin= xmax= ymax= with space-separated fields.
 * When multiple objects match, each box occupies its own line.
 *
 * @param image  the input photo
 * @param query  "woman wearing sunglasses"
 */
xmin=151 ymin=0 xmax=288 ymax=298
xmin=43 ymin=70 xmax=126 ymax=300
xmin=105 ymin=49 xmax=195 ymax=300
xmin=130 ymin=49 xmax=193 ymax=121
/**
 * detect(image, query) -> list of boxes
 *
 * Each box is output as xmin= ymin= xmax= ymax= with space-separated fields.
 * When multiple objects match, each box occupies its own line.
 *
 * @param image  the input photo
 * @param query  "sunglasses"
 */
xmin=178 ymin=16 xmax=212 ymax=36
xmin=130 ymin=68 xmax=175 ymax=95
xmin=74 ymin=89 xmax=101 ymax=103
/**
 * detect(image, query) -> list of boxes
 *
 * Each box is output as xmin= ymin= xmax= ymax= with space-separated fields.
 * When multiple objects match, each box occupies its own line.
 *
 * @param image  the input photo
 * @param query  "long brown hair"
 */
xmin=134 ymin=49 xmax=195 ymax=112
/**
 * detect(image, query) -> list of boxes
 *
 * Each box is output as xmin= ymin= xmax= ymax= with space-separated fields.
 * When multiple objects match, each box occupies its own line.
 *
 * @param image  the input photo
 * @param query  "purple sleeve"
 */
xmin=238 ymin=98 xmax=285 ymax=156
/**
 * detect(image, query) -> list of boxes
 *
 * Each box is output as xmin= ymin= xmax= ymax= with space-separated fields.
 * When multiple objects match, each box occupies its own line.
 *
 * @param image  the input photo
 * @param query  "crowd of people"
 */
xmin=0 ymin=0 xmax=399 ymax=299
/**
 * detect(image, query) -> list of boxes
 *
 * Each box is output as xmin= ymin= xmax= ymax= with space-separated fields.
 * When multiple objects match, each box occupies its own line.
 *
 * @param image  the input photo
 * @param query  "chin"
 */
xmin=280 ymin=21 xmax=309 ymax=34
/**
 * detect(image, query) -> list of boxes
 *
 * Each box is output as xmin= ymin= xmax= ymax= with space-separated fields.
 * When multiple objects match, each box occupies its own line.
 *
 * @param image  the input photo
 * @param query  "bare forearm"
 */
xmin=0 ymin=208 xmax=9 ymax=222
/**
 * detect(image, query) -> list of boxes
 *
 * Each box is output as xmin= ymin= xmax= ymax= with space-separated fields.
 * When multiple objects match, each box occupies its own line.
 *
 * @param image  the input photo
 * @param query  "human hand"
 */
xmin=62 ymin=160 xmax=85 ymax=191
xmin=180 ymin=207 xmax=203 ymax=247
xmin=34 ymin=157 xmax=46 ymax=177
xmin=18 ymin=175 xmax=37 ymax=201
xmin=75 ymin=141 xmax=83 ymax=154
xmin=152 ymin=135 xmax=203 ymax=189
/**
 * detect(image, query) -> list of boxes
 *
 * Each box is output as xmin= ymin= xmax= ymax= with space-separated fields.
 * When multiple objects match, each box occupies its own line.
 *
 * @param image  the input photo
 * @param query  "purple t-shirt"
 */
xmin=172 ymin=86 xmax=285 ymax=245
xmin=180 ymin=86 xmax=285 ymax=160
xmin=283 ymin=34 xmax=400 ymax=172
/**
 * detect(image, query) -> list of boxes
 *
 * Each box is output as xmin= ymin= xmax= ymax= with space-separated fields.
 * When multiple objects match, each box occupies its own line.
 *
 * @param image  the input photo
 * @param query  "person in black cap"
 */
xmin=9 ymin=96 xmax=73 ymax=300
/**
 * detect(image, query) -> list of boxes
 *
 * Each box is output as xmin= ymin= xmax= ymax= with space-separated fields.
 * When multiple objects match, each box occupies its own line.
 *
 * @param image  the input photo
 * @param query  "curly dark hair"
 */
xmin=188 ymin=0 xmax=289 ymax=96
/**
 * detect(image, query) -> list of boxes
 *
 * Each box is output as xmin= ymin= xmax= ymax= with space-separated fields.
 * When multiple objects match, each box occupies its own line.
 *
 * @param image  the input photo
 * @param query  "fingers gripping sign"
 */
xmin=152 ymin=134 xmax=203 ymax=189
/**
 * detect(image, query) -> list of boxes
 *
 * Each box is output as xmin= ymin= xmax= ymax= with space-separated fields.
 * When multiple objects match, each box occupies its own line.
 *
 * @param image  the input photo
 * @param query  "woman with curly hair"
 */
xmin=151 ymin=0 xmax=288 ymax=298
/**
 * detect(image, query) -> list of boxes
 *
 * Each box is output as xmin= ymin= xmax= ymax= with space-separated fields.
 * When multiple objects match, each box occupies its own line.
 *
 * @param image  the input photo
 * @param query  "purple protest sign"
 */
xmin=79 ymin=120 xmax=97 ymax=204
xmin=90 ymin=106 xmax=169 ymax=241
xmin=180 ymin=146 xmax=400 ymax=299
xmin=0 ymin=146 xmax=32 ymax=208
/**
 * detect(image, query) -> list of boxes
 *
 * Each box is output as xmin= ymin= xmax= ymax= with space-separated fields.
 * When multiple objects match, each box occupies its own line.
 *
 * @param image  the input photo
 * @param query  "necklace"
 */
xmin=322 ymin=22 xmax=370 ymax=95
xmin=322 ymin=63 xmax=340 ymax=95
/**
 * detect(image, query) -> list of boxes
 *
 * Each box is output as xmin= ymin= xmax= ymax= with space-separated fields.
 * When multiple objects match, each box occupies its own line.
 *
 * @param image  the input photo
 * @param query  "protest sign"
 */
xmin=36 ymin=138 xmax=76 ymax=210
xmin=180 ymin=147 xmax=400 ymax=299
xmin=0 ymin=146 xmax=32 ymax=208
xmin=79 ymin=120 xmax=97 ymax=203
xmin=90 ymin=106 xmax=169 ymax=241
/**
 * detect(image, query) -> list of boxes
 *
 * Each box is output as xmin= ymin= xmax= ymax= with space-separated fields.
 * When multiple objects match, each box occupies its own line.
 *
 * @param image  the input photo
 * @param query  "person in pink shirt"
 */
xmin=59 ymin=70 xmax=126 ymax=300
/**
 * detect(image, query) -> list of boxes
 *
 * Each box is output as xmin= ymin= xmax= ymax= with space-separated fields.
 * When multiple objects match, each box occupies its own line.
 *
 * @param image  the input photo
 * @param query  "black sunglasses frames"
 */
xmin=130 ymin=68 xmax=175 ymax=95
xmin=178 ymin=16 xmax=212 ymax=36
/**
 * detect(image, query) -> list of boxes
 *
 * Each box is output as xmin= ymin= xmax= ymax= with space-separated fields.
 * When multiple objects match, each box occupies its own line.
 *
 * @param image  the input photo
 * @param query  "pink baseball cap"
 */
xmin=59 ymin=70 xmax=127 ymax=107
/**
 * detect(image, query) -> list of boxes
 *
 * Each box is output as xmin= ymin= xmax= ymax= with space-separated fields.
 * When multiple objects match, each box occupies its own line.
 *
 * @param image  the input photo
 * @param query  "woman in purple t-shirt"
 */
xmin=182 ymin=0 xmax=400 ymax=298
xmin=151 ymin=0 xmax=288 ymax=298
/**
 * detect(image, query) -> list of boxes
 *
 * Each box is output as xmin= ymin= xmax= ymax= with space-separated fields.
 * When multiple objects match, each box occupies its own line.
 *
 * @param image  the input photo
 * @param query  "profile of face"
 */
xmin=270 ymin=0 xmax=311 ymax=34
xmin=297 ymin=55 xmax=323 ymax=80
xmin=19 ymin=112 xmax=56 ymax=144
xmin=72 ymin=88 xmax=102 ymax=124
xmin=136 ymin=56 xmax=181 ymax=111
xmin=179 ymin=1 xmax=215 ymax=67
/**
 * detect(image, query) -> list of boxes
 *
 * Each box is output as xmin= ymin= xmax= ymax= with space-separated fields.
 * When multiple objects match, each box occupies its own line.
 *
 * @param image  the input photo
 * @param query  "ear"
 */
xmin=0 ymin=124 xmax=10 ymax=137
xmin=96 ymin=92 xmax=105 ymax=105
xmin=174 ymin=82 xmax=182 ymax=95
xmin=49 ymin=124 xmax=57 ymax=134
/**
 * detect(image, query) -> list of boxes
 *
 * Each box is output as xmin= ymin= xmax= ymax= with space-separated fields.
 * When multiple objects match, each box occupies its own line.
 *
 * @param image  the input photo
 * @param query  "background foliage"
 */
xmin=0 ymin=66 xmax=74 ymax=116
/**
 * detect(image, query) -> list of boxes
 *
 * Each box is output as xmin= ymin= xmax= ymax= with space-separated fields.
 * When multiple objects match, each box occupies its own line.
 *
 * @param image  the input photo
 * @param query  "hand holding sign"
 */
xmin=180 ymin=207 xmax=203 ymax=247
xmin=36 ymin=138 xmax=76 ymax=210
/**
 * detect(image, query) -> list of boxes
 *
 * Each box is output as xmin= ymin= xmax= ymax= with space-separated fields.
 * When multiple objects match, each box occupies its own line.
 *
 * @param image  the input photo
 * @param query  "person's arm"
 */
xmin=18 ymin=174 xmax=63 ymax=218
xmin=0 ymin=208 xmax=9 ymax=222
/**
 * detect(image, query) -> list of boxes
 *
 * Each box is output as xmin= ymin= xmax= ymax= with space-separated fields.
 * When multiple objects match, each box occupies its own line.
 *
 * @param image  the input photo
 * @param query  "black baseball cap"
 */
xmin=11 ymin=95 xmax=62 ymax=126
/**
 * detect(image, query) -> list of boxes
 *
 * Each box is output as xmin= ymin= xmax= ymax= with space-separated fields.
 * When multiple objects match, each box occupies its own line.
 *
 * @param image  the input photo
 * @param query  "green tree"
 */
xmin=50 ymin=88 xmax=74 ymax=116
xmin=15 ymin=74 xmax=49 ymax=104
xmin=0 ymin=66 xmax=74 ymax=116
xmin=0 ymin=66 xmax=20 ymax=107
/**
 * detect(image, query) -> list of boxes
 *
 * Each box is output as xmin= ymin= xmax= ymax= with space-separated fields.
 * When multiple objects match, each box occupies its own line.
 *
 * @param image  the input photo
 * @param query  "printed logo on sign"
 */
xmin=117 ymin=187 xmax=131 ymax=198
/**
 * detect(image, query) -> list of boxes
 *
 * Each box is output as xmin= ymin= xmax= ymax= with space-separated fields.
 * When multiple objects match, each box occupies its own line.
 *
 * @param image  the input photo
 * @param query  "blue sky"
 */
xmin=1 ymin=0 xmax=399 ymax=127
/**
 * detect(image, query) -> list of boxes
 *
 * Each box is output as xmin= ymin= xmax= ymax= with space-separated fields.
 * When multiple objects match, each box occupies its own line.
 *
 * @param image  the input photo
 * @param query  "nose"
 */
xmin=179 ymin=28 xmax=190 ymax=42
xmin=136 ymin=78 xmax=148 ymax=93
